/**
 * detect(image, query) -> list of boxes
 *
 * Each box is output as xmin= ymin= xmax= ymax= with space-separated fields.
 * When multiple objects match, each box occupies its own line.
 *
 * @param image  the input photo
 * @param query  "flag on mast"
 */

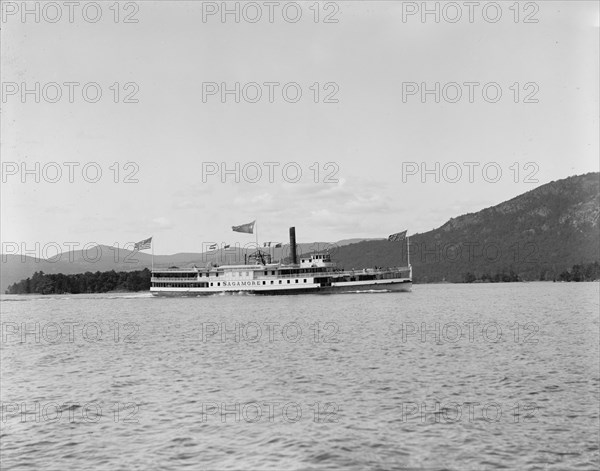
xmin=134 ymin=237 xmax=152 ymax=251
xmin=232 ymin=220 xmax=255 ymax=234
xmin=388 ymin=230 xmax=407 ymax=242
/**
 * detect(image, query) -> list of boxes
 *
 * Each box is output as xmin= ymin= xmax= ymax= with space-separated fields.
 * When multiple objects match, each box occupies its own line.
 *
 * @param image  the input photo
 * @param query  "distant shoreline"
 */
xmin=4 ymin=278 xmax=600 ymax=296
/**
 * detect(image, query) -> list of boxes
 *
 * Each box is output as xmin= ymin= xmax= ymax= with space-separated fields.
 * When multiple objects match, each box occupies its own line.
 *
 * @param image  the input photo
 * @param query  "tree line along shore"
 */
xmin=4 ymin=262 xmax=599 ymax=295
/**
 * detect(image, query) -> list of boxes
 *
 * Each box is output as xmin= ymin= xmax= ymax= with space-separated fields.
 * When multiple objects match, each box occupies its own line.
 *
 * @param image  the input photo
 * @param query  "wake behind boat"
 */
xmin=149 ymin=226 xmax=411 ymax=296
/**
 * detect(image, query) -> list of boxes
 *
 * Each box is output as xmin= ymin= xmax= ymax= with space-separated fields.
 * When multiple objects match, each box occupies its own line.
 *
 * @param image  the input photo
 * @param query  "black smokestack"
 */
xmin=289 ymin=227 xmax=297 ymax=264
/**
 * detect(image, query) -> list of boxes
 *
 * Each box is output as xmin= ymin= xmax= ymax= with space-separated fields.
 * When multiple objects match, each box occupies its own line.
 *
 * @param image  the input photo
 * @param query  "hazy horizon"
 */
xmin=2 ymin=171 xmax=597 ymax=258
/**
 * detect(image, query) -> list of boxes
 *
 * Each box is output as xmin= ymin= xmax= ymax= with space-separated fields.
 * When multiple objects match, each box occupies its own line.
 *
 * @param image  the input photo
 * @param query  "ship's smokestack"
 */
xmin=289 ymin=227 xmax=297 ymax=265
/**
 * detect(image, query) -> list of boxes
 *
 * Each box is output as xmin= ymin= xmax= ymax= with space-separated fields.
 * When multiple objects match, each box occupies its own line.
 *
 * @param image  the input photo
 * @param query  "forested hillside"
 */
xmin=329 ymin=173 xmax=599 ymax=282
xmin=5 ymin=269 xmax=151 ymax=294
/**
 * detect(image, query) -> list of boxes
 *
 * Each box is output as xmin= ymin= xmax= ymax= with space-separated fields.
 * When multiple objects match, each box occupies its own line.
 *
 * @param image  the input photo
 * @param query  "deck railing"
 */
xmin=151 ymin=266 xmax=411 ymax=283
xmin=151 ymin=277 xmax=200 ymax=282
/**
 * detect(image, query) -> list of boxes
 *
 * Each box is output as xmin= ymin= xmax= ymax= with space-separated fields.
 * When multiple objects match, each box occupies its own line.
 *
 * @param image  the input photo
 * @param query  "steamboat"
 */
xmin=150 ymin=227 xmax=411 ymax=296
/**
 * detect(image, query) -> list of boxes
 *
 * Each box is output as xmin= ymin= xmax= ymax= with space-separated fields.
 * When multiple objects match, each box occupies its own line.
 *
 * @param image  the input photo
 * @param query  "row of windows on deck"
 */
xmin=153 ymin=279 xmax=311 ymax=288
xmin=153 ymin=272 xmax=198 ymax=278
xmin=153 ymin=282 xmax=209 ymax=288
xmin=155 ymin=267 xmax=328 ymax=280
xmin=154 ymin=272 xmax=220 ymax=278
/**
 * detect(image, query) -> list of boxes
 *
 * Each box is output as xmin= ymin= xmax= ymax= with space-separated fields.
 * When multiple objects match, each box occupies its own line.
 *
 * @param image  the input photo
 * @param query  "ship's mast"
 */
xmin=255 ymin=220 xmax=259 ymax=252
xmin=407 ymin=235 xmax=412 ymax=279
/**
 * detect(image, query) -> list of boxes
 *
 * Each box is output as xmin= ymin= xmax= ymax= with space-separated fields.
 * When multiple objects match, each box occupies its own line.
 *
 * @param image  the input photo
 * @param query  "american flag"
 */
xmin=388 ymin=230 xmax=407 ymax=242
xmin=133 ymin=237 xmax=152 ymax=251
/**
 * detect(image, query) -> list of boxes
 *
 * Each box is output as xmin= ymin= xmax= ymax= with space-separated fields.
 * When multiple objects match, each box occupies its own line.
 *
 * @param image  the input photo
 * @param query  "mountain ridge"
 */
xmin=2 ymin=173 xmax=599 ymax=291
xmin=329 ymin=173 xmax=599 ymax=282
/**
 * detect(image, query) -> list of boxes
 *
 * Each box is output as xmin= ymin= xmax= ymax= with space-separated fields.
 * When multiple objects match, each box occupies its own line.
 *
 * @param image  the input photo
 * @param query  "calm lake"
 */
xmin=1 ymin=282 xmax=599 ymax=470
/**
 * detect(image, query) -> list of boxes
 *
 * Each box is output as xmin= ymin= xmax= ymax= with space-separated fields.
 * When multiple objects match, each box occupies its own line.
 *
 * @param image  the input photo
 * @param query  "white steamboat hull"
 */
xmin=150 ymin=278 xmax=412 ymax=297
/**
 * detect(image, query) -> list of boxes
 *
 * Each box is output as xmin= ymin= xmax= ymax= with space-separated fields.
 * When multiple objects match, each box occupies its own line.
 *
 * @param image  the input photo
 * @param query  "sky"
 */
xmin=1 ymin=0 xmax=599 ymax=256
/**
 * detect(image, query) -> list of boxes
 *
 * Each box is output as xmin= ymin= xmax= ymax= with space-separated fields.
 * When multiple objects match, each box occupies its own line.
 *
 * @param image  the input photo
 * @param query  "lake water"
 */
xmin=1 ymin=283 xmax=599 ymax=470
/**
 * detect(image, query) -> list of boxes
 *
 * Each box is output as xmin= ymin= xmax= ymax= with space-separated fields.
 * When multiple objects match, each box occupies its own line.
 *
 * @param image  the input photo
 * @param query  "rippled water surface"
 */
xmin=1 ymin=283 xmax=599 ymax=470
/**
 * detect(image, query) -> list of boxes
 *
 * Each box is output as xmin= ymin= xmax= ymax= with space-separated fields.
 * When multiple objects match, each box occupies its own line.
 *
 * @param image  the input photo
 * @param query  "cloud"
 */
xmin=173 ymin=200 xmax=205 ymax=210
xmin=151 ymin=217 xmax=172 ymax=230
